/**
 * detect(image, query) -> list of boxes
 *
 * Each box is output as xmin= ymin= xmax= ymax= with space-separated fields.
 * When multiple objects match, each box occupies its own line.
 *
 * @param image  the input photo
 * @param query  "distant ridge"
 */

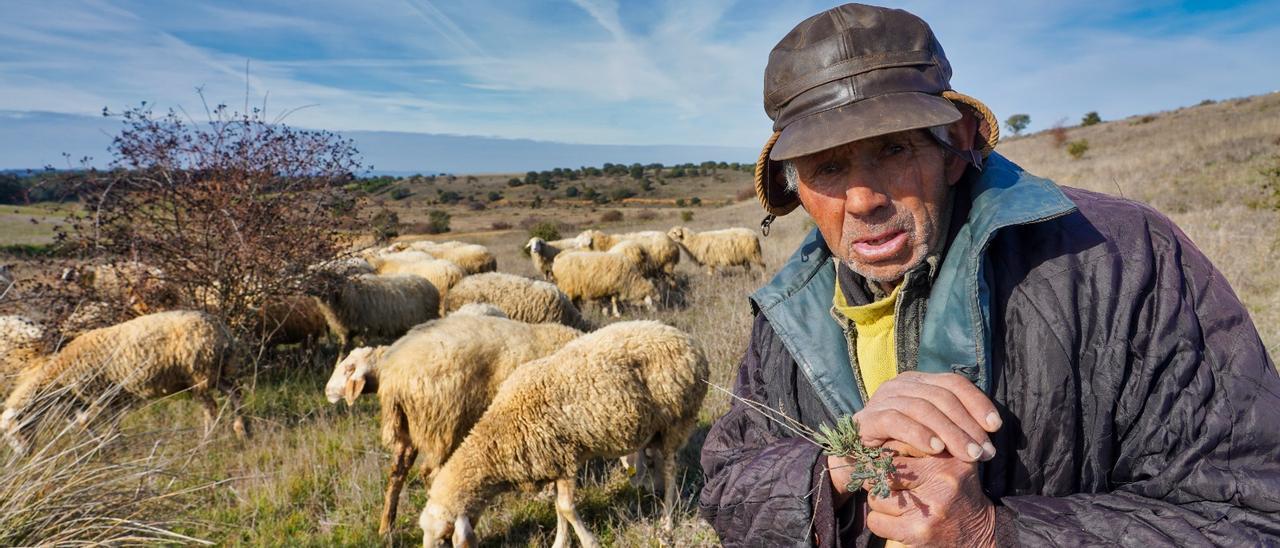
xmin=0 ymin=110 xmax=755 ymax=175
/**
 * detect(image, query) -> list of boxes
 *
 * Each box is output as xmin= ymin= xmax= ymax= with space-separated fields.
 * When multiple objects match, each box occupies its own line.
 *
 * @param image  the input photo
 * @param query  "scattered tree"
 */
xmin=1081 ymin=111 xmax=1102 ymax=127
xmin=1004 ymin=114 xmax=1031 ymax=136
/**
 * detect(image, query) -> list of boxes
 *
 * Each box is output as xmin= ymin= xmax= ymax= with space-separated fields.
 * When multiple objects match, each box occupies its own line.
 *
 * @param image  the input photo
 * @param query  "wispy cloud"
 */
xmin=0 ymin=0 xmax=1276 ymax=151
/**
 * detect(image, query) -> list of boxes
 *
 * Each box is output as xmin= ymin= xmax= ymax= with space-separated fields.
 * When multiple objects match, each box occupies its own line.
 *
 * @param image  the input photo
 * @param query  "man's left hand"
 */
xmin=865 ymin=451 xmax=996 ymax=547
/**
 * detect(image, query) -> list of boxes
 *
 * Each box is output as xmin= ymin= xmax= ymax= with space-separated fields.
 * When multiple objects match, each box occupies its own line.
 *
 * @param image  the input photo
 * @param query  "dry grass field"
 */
xmin=0 ymin=93 xmax=1276 ymax=546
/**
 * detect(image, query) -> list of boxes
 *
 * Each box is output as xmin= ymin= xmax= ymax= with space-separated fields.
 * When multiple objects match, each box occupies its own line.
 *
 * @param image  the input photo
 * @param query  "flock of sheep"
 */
xmin=0 ymin=224 xmax=765 ymax=545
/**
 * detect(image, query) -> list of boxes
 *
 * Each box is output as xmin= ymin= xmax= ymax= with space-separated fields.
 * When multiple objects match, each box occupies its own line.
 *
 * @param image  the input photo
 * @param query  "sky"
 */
xmin=1 ymin=0 xmax=1278 ymax=170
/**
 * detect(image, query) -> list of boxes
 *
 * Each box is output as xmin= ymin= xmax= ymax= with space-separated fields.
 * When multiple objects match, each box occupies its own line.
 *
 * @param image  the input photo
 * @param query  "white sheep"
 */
xmin=418 ymin=320 xmax=709 ymax=547
xmin=1 ymin=315 xmax=45 ymax=397
xmin=666 ymin=226 xmax=765 ymax=276
xmin=524 ymin=235 xmax=588 ymax=279
xmin=579 ymin=229 xmax=681 ymax=281
xmin=0 ymin=310 xmax=247 ymax=453
xmin=441 ymin=272 xmax=592 ymax=331
xmin=551 ymin=242 xmax=657 ymax=318
xmin=313 ymin=256 xmax=376 ymax=276
xmin=448 ymin=302 xmax=507 ymax=318
xmin=369 ymin=253 xmax=466 ymax=307
xmin=402 ymin=241 xmax=497 ymax=275
xmin=323 ymin=314 xmax=582 ymax=536
xmin=308 ymin=273 xmax=440 ymax=356
xmin=66 ymin=261 xmax=180 ymax=315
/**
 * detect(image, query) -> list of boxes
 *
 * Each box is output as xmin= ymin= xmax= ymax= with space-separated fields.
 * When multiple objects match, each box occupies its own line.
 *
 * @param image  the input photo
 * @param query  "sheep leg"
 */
xmin=219 ymin=379 xmax=249 ymax=440
xmin=555 ymin=477 xmax=600 ymax=548
xmin=657 ymin=446 xmax=677 ymax=532
xmin=610 ymin=296 xmax=621 ymax=318
xmin=196 ymin=390 xmax=219 ymax=437
xmin=378 ymin=441 xmax=419 ymax=536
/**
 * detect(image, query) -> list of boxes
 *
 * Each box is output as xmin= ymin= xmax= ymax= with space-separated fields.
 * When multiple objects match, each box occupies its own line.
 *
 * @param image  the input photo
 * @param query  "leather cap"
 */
xmin=755 ymin=3 xmax=999 ymax=217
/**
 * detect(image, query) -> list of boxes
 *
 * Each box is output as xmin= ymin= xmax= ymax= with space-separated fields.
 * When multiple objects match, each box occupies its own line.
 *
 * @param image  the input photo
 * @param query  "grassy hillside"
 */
xmin=0 ymin=93 xmax=1276 ymax=546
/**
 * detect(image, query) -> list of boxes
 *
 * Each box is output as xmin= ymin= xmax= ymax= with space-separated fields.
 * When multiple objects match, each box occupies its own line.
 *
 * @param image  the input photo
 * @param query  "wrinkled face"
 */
xmin=324 ymin=347 xmax=373 ymax=404
xmin=792 ymin=129 xmax=958 ymax=287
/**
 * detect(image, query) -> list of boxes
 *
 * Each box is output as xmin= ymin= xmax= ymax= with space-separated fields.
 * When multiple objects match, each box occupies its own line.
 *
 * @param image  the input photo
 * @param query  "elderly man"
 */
xmin=698 ymin=4 xmax=1280 ymax=547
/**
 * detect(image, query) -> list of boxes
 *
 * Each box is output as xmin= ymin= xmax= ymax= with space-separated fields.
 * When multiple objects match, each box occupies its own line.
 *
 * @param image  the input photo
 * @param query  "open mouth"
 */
xmin=851 ymin=231 xmax=908 ymax=262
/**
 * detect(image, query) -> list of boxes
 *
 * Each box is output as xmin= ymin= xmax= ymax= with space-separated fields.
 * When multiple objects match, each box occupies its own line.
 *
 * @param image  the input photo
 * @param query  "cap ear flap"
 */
xmin=452 ymin=516 xmax=477 ymax=548
xmin=343 ymin=374 xmax=366 ymax=406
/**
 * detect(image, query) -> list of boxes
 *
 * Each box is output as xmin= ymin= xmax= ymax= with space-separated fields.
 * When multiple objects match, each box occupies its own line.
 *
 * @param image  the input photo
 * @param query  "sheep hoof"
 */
xmin=233 ymin=417 xmax=250 ymax=440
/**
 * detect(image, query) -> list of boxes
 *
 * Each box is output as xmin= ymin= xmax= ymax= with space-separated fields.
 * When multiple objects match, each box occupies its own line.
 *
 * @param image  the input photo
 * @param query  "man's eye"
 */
xmin=816 ymin=162 xmax=842 ymax=175
xmin=883 ymin=144 xmax=906 ymax=156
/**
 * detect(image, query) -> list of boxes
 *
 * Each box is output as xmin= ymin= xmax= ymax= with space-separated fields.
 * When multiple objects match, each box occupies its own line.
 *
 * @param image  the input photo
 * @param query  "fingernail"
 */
xmin=966 ymin=443 xmax=983 ymax=460
xmin=982 ymin=441 xmax=997 ymax=460
xmin=986 ymin=412 xmax=1002 ymax=431
xmin=929 ymin=437 xmax=945 ymax=453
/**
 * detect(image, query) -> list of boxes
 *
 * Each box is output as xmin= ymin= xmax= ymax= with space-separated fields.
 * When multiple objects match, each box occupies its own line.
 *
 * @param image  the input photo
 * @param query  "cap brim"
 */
xmin=769 ymin=91 xmax=962 ymax=161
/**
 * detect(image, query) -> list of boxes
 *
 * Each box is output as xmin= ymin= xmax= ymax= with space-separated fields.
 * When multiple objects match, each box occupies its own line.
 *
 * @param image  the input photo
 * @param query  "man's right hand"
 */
xmin=852 ymin=371 xmax=1001 ymax=462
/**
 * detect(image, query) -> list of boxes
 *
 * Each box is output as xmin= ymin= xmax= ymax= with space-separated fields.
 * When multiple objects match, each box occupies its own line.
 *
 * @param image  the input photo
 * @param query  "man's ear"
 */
xmin=944 ymin=107 xmax=981 ymax=186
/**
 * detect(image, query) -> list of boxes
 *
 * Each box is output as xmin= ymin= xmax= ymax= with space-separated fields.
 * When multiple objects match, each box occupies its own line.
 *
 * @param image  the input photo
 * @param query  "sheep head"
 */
xmin=666 ymin=226 xmax=689 ymax=243
xmin=324 ymin=346 xmax=381 ymax=405
xmin=525 ymin=237 xmax=545 ymax=256
xmin=419 ymin=502 xmax=476 ymax=548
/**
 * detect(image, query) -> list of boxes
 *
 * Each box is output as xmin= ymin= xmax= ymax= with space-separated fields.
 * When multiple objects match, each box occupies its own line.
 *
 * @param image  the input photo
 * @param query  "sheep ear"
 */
xmin=452 ymin=516 xmax=476 ymax=548
xmin=343 ymin=375 xmax=366 ymax=405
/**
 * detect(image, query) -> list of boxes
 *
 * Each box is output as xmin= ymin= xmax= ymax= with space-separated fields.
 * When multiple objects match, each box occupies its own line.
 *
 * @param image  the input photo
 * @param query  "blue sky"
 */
xmin=1 ymin=0 xmax=1278 ymax=152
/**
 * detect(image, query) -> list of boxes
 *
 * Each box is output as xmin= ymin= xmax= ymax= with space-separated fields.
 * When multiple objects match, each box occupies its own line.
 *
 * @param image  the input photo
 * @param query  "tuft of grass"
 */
xmin=0 ymin=387 xmax=213 ymax=546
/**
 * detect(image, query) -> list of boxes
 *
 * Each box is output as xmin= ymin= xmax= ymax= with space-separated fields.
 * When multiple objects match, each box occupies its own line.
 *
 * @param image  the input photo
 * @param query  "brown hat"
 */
xmin=754 ymin=3 xmax=1000 ymax=217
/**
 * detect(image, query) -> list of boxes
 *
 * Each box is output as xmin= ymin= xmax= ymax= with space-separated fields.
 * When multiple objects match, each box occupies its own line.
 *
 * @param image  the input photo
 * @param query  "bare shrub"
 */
xmin=735 ymin=187 xmax=756 ymax=202
xmin=1049 ymin=123 xmax=1069 ymax=148
xmin=680 ymin=211 xmax=694 ymax=222
xmin=636 ymin=210 xmax=657 ymax=221
xmin=490 ymin=221 xmax=513 ymax=230
xmin=601 ymin=210 xmax=623 ymax=223
xmin=39 ymin=99 xmax=362 ymax=349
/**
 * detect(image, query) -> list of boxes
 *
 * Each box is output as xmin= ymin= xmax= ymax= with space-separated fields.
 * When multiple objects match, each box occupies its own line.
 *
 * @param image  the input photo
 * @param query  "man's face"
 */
xmin=792 ymin=129 xmax=958 ymax=286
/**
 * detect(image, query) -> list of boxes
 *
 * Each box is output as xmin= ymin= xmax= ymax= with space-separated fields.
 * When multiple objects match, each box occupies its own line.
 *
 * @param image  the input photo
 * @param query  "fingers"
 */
xmin=858 ymin=372 xmax=1002 ymax=462
xmin=855 ymin=397 xmax=988 ymax=462
xmin=854 ymin=408 xmax=945 ymax=457
xmin=898 ymin=372 xmax=1001 ymax=432
xmin=866 ymin=488 xmax=915 ymax=517
xmin=867 ymin=510 xmax=921 ymax=545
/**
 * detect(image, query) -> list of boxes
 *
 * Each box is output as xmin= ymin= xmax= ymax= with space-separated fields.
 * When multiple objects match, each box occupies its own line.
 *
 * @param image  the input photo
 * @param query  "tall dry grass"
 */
xmin=0 ymin=385 xmax=214 ymax=545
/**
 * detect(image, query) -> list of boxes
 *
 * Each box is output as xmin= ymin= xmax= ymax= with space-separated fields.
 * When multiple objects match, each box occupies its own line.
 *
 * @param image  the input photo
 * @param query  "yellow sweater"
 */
xmin=833 ymin=278 xmax=900 ymax=397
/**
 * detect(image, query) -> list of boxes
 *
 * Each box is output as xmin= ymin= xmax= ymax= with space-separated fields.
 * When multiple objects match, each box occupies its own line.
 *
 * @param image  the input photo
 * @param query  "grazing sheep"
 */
xmin=579 ymin=229 xmax=681 ymax=280
xmin=525 ymin=235 xmax=588 ymax=279
xmin=666 ymin=226 xmax=765 ymax=276
xmin=313 ymin=256 xmax=376 ymax=276
xmin=250 ymin=296 xmax=329 ymax=347
xmin=0 ymin=310 xmax=247 ymax=453
xmin=551 ymin=242 xmax=656 ymax=318
xmin=442 ymin=272 xmax=591 ymax=331
xmin=403 ymin=241 xmax=497 ymax=274
xmin=371 ymin=254 xmax=465 ymax=306
xmin=67 ymin=261 xmax=181 ymax=315
xmin=448 ymin=303 xmax=507 ymax=318
xmin=308 ymin=273 xmax=440 ymax=356
xmin=418 ymin=320 xmax=709 ymax=547
xmin=1 ymin=315 xmax=45 ymax=396
xmin=323 ymin=314 xmax=582 ymax=536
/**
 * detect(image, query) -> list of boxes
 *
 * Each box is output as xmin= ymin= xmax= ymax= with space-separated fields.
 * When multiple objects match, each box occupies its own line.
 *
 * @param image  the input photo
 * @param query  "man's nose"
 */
xmin=843 ymin=184 xmax=889 ymax=217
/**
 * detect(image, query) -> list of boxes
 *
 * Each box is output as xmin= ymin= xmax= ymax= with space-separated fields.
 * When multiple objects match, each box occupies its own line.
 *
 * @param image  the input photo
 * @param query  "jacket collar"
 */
xmin=750 ymin=152 xmax=1077 ymax=416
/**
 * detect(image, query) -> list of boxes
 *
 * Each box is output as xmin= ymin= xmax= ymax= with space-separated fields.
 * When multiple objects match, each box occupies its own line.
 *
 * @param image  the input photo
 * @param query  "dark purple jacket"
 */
xmin=699 ymin=153 xmax=1280 ymax=546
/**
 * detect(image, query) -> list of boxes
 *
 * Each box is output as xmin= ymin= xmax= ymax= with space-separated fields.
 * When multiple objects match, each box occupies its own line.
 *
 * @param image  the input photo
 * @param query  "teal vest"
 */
xmin=749 ymin=152 xmax=1077 ymax=418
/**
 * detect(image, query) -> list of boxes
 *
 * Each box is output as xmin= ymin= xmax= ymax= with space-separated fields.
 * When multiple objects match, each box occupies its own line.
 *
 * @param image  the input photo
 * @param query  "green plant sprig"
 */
xmin=813 ymin=415 xmax=897 ymax=499
xmin=706 ymin=382 xmax=897 ymax=499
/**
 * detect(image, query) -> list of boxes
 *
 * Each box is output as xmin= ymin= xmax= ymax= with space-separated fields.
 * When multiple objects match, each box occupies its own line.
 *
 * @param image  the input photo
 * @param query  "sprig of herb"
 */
xmin=706 ymin=382 xmax=896 ymax=499
xmin=813 ymin=415 xmax=896 ymax=499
